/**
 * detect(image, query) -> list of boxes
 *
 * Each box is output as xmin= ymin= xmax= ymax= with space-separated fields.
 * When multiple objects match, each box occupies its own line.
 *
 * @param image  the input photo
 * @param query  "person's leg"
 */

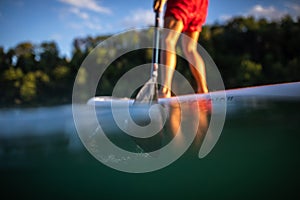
xmin=181 ymin=31 xmax=208 ymax=93
xmin=159 ymin=16 xmax=184 ymax=98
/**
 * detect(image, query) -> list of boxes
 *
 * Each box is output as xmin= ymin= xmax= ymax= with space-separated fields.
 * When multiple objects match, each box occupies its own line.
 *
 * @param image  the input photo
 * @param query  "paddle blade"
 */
xmin=135 ymin=76 xmax=158 ymax=104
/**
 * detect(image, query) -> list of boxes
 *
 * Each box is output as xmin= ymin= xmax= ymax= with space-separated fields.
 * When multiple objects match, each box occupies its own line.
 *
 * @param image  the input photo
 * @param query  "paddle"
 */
xmin=134 ymin=11 xmax=160 ymax=104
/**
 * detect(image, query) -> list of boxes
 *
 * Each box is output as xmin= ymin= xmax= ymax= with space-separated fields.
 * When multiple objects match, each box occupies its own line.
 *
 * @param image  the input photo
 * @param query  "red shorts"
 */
xmin=165 ymin=0 xmax=208 ymax=32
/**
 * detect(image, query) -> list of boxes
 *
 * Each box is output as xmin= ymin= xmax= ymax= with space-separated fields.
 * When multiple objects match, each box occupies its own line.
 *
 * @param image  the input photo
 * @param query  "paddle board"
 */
xmin=86 ymin=81 xmax=300 ymax=137
xmin=88 ymin=82 xmax=300 ymax=109
xmin=83 ymin=81 xmax=300 ymax=153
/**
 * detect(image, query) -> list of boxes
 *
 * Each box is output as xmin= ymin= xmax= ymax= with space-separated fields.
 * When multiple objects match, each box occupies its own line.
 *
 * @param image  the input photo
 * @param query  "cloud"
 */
xmin=84 ymin=20 xmax=102 ymax=30
xmin=217 ymin=3 xmax=300 ymax=23
xmin=69 ymin=7 xmax=89 ymax=19
xmin=219 ymin=14 xmax=233 ymax=22
xmin=285 ymin=2 xmax=300 ymax=19
xmin=246 ymin=3 xmax=300 ymax=21
xmin=247 ymin=4 xmax=285 ymax=20
xmin=285 ymin=2 xmax=300 ymax=12
xmin=122 ymin=9 xmax=156 ymax=28
xmin=69 ymin=19 xmax=102 ymax=31
xmin=59 ymin=0 xmax=111 ymax=14
xmin=50 ymin=33 xmax=63 ymax=41
xmin=58 ymin=0 xmax=106 ymax=31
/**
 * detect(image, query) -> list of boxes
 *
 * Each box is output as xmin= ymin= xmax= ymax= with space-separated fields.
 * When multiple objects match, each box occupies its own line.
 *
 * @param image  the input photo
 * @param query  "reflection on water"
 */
xmin=0 ymin=105 xmax=81 ymax=151
xmin=1 ymin=100 xmax=300 ymax=199
xmin=0 ymin=105 xmax=75 ymax=136
xmin=166 ymin=99 xmax=210 ymax=152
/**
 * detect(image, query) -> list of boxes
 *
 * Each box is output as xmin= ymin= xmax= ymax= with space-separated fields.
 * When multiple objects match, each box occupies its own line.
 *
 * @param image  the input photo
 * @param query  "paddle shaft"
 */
xmin=134 ymin=11 xmax=161 ymax=104
xmin=151 ymin=11 xmax=160 ymax=77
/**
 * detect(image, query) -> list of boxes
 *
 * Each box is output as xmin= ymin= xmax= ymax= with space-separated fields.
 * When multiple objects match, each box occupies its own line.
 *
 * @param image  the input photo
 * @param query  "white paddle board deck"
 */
xmin=88 ymin=82 xmax=300 ymax=109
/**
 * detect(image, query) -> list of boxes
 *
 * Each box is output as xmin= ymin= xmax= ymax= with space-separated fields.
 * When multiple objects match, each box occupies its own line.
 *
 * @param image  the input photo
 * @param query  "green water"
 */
xmin=1 ymin=102 xmax=300 ymax=199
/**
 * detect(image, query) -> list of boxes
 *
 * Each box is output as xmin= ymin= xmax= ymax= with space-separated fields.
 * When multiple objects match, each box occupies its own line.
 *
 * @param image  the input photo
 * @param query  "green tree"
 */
xmin=237 ymin=59 xmax=262 ymax=86
xmin=15 ymin=42 xmax=36 ymax=73
xmin=20 ymin=70 xmax=49 ymax=102
xmin=38 ymin=42 xmax=61 ymax=73
xmin=1 ymin=67 xmax=24 ymax=104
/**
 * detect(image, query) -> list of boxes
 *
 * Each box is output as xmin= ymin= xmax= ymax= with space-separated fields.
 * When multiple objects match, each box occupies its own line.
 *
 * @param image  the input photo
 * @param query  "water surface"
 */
xmin=1 ymin=100 xmax=299 ymax=199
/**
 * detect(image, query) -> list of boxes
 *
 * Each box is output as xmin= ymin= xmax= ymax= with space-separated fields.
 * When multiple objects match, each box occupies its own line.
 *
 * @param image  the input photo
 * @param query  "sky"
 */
xmin=0 ymin=0 xmax=300 ymax=58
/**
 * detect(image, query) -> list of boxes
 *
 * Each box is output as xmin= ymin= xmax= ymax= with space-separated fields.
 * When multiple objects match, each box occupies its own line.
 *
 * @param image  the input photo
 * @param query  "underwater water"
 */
xmin=1 ymin=100 xmax=300 ymax=199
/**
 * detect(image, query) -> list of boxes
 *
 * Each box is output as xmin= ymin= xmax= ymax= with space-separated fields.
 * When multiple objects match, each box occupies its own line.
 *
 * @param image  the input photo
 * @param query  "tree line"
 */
xmin=0 ymin=15 xmax=299 ymax=107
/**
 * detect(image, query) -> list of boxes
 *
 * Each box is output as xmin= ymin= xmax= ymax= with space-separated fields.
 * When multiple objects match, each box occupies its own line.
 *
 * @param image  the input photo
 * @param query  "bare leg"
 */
xmin=159 ymin=16 xmax=184 ymax=98
xmin=181 ymin=31 xmax=208 ymax=93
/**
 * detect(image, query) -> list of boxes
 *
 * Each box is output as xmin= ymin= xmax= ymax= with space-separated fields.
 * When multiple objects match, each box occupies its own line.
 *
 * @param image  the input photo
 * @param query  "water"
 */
xmin=1 ymin=101 xmax=300 ymax=199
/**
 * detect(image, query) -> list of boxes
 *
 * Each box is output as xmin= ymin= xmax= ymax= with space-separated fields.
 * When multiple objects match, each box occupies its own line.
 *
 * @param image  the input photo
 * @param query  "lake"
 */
xmin=1 ymin=99 xmax=300 ymax=199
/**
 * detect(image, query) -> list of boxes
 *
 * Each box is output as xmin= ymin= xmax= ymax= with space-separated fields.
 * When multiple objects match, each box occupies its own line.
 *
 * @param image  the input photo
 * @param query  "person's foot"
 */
xmin=198 ymin=98 xmax=212 ymax=113
xmin=159 ymin=87 xmax=171 ymax=98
